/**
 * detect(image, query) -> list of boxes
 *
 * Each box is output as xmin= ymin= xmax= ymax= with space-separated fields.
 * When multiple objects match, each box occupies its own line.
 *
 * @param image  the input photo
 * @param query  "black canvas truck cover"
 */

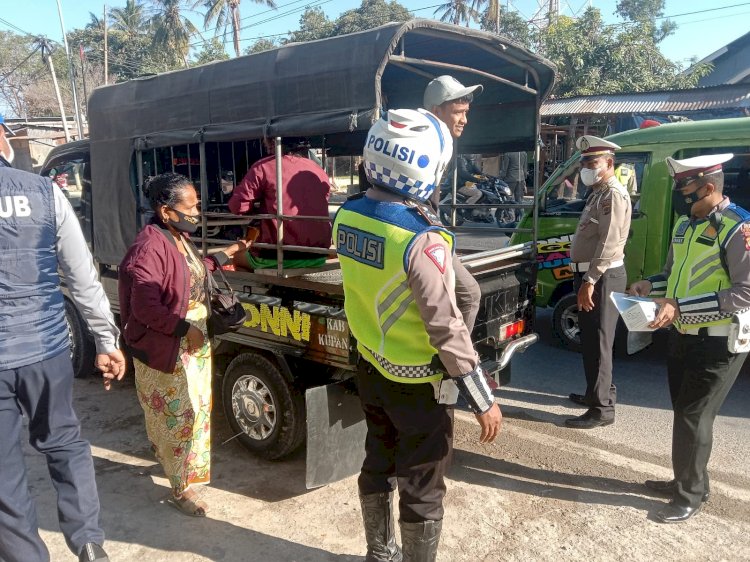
xmin=87 ymin=19 xmax=556 ymax=265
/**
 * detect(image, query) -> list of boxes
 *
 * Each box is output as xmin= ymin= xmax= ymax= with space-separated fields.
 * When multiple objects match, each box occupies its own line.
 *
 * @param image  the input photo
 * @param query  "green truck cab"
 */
xmin=512 ymin=117 xmax=750 ymax=350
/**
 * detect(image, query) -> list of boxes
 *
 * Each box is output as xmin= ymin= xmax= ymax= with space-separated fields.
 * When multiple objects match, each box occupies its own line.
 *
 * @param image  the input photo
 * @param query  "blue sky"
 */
xmin=1 ymin=0 xmax=748 ymax=65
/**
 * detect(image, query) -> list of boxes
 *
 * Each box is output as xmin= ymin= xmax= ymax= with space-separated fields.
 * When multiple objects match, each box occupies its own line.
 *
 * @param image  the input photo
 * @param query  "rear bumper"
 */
xmin=480 ymin=332 xmax=538 ymax=373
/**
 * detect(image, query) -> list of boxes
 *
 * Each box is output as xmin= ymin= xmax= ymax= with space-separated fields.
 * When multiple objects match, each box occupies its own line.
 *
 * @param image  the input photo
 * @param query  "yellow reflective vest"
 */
xmin=667 ymin=205 xmax=750 ymax=330
xmin=333 ymin=195 xmax=454 ymax=383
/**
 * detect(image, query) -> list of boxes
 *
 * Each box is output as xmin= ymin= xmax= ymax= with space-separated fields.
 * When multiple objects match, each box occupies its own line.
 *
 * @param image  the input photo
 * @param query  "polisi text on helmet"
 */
xmin=367 ymin=134 xmax=420 ymax=166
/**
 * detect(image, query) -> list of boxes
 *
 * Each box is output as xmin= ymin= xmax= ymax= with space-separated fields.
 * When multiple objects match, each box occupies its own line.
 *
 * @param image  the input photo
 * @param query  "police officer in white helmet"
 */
xmin=334 ymin=109 xmax=502 ymax=561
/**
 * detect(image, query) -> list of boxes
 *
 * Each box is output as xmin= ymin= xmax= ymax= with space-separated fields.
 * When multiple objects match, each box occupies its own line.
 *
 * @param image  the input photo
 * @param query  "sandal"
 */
xmin=167 ymin=493 xmax=208 ymax=517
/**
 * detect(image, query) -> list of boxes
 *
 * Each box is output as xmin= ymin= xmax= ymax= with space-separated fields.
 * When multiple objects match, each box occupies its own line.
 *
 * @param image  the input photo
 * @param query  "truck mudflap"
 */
xmin=305 ymin=379 xmax=367 ymax=489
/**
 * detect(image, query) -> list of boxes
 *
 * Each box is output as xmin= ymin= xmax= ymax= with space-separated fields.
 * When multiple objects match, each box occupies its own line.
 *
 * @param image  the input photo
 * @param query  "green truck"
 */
xmin=512 ymin=117 xmax=750 ymax=351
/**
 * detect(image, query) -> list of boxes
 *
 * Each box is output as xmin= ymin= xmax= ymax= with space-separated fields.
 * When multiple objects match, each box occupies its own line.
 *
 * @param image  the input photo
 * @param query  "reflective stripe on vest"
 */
xmin=0 ymin=168 xmax=67 ymax=369
xmin=333 ymin=196 xmax=454 ymax=383
xmin=667 ymin=205 xmax=750 ymax=330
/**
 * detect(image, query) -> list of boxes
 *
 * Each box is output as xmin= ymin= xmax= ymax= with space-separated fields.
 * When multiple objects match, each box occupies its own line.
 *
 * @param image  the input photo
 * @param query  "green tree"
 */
xmin=0 ymin=32 xmax=78 ymax=117
xmin=433 ymin=0 xmax=479 ymax=26
xmin=286 ymin=6 xmax=334 ymax=43
xmin=480 ymin=6 xmax=535 ymax=49
xmin=540 ymin=7 xmax=706 ymax=97
xmin=615 ymin=0 xmax=676 ymax=42
xmin=244 ymin=37 xmax=280 ymax=54
xmin=109 ymin=0 xmax=150 ymax=38
xmin=196 ymin=0 xmax=277 ymax=58
xmin=150 ymin=0 xmax=201 ymax=67
xmin=86 ymin=12 xmax=105 ymax=31
xmin=68 ymin=19 xmax=183 ymax=82
xmin=193 ymin=36 xmax=230 ymax=64
xmin=332 ymin=0 xmax=411 ymax=36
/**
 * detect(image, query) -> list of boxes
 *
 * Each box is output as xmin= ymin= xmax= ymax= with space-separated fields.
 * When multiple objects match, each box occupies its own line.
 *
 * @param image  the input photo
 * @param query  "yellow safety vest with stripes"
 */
xmin=667 ymin=206 xmax=748 ymax=330
xmin=333 ymin=195 xmax=454 ymax=383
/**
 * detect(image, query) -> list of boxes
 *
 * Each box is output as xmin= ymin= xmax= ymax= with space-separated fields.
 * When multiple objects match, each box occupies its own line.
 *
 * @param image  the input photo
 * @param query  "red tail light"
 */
xmin=499 ymin=319 xmax=525 ymax=341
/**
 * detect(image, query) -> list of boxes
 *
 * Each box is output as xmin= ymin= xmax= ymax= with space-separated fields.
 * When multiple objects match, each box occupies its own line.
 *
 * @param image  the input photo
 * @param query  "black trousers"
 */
xmin=0 ymin=351 xmax=104 ymax=562
xmin=574 ymin=265 xmax=626 ymax=420
xmin=356 ymin=364 xmax=453 ymax=523
xmin=666 ymin=330 xmax=747 ymax=508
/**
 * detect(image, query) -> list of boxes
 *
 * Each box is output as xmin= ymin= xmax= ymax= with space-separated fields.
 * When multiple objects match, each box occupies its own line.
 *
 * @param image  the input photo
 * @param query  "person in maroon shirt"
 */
xmin=229 ymin=138 xmax=332 ymax=270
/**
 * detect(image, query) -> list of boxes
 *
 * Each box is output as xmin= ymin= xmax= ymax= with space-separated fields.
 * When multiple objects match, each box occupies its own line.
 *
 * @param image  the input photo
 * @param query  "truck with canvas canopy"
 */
xmin=50 ymin=19 xmax=556 ymax=487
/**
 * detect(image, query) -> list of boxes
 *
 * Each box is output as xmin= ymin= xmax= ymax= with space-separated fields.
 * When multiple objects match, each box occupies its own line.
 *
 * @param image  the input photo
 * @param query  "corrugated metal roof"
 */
xmin=540 ymin=84 xmax=750 ymax=116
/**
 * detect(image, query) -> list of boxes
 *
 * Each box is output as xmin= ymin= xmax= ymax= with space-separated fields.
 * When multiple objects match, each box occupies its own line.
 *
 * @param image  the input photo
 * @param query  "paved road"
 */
xmin=22 ymin=312 xmax=750 ymax=561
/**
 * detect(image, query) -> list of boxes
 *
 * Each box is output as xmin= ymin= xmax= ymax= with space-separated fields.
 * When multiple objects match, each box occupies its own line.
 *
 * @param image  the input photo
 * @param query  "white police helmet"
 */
xmin=363 ymin=108 xmax=453 ymax=202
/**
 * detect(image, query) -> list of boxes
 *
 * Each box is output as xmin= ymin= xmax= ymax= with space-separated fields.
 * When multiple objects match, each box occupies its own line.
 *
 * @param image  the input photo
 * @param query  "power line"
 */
xmin=188 ymin=0 xmax=334 ymax=48
xmin=0 ymin=45 xmax=41 ymax=86
xmin=656 ymin=2 xmax=750 ymax=19
xmin=671 ymin=8 xmax=750 ymax=26
xmin=189 ymin=1 xmax=446 ymax=49
xmin=0 ymin=16 xmax=33 ymax=37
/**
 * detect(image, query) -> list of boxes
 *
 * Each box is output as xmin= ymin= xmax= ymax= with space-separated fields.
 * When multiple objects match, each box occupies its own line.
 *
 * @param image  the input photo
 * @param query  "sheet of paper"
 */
xmin=609 ymin=292 xmax=658 ymax=332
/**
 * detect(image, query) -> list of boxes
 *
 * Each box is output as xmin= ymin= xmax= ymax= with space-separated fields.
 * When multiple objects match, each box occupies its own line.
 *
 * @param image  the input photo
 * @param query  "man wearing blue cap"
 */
xmin=0 ymin=116 xmax=126 ymax=561
xmin=629 ymin=153 xmax=750 ymax=523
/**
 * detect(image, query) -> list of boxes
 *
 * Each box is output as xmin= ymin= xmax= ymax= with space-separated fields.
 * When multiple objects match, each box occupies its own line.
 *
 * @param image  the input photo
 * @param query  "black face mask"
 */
xmin=672 ymin=187 xmax=707 ymax=217
xmin=166 ymin=208 xmax=200 ymax=234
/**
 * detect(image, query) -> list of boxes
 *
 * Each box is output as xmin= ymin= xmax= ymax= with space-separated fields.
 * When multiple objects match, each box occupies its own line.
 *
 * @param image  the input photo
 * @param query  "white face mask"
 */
xmin=580 ymin=166 xmax=602 ymax=187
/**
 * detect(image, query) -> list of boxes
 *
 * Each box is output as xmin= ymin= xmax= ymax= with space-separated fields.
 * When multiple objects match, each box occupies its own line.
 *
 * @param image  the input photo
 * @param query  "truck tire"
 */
xmin=222 ymin=352 xmax=306 ymax=460
xmin=64 ymin=298 xmax=96 ymax=378
xmin=552 ymin=293 xmax=582 ymax=353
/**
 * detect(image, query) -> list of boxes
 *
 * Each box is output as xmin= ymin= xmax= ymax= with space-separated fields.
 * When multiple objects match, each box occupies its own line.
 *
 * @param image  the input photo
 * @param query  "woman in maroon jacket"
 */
xmin=119 ymin=173 xmax=249 ymax=517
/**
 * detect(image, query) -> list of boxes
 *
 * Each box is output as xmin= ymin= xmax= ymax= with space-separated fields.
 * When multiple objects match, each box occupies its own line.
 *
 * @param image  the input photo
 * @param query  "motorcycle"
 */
xmin=438 ymin=176 xmax=517 ymax=227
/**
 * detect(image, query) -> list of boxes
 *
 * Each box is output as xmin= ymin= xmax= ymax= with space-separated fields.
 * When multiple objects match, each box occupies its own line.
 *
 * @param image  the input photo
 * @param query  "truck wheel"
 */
xmin=552 ymin=293 xmax=582 ymax=353
xmin=222 ymin=352 xmax=306 ymax=460
xmin=64 ymin=299 xmax=96 ymax=378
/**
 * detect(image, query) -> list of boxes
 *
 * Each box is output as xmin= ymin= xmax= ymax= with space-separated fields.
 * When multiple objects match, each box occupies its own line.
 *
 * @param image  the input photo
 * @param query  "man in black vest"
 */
xmin=0 ymin=123 xmax=126 ymax=562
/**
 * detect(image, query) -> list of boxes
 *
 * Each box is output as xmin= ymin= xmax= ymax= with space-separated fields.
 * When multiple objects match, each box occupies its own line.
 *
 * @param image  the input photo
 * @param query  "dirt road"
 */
xmin=26 ymin=333 xmax=750 ymax=561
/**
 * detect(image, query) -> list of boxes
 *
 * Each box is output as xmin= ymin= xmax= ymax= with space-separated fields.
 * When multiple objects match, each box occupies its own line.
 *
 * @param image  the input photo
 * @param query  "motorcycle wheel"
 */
xmin=440 ymin=207 xmax=465 ymax=226
xmin=495 ymin=208 xmax=516 ymax=226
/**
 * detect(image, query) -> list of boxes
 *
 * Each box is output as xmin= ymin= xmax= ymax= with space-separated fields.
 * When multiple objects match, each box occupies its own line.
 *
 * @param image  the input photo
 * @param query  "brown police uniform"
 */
xmin=569 ymin=175 xmax=631 ymax=420
xmin=647 ymin=195 xmax=750 ymax=513
xmin=356 ymin=188 xmax=478 ymax=523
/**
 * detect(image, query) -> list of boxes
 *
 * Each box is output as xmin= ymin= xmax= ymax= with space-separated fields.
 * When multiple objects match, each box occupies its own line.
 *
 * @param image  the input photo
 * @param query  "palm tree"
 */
xmin=196 ymin=0 xmax=276 ymax=59
xmin=85 ymin=12 xmax=104 ymax=31
xmin=109 ymin=0 xmax=149 ymax=38
xmin=484 ymin=0 xmax=501 ymax=33
xmin=150 ymin=0 xmax=201 ymax=67
xmin=433 ymin=0 xmax=480 ymax=27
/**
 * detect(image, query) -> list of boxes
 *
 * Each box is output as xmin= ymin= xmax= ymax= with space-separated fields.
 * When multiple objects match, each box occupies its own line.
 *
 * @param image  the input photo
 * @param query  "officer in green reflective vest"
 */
xmin=334 ymin=108 xmax=502 ymax=562
xmin=629 ymin=153 xmax=750 ymax=523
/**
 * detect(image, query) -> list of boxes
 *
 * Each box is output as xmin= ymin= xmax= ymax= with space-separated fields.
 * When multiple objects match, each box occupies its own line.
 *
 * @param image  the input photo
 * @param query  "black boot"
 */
xmin=359 ymin=492 xmax=402 ymax=562
xmin=400 ymin=519 xmax=442 ymax=562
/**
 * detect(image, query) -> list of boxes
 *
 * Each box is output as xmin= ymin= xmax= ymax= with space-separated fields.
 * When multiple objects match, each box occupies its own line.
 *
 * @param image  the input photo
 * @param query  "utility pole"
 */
xmin=103 ymin=4 xmax=108 ymax=85
xmin=79 ymin=44 xmax=88 ymax=118
xmin=55 ymin=0 xmax=84 ymax=139
xmin=39 ymin=39 xmax=71 ymax=143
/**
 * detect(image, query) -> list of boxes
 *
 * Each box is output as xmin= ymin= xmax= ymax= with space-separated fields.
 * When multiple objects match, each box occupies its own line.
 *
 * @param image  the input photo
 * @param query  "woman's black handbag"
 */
xmin=206 ymin=266 xmax=247 ymax=336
